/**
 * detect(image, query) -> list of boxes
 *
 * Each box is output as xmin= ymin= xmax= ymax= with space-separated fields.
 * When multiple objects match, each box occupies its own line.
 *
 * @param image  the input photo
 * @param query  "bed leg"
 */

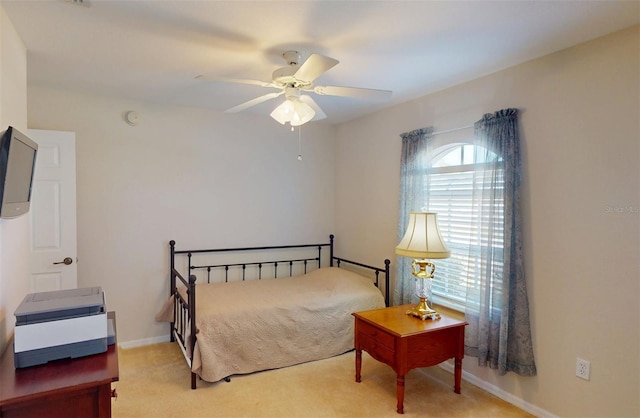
xmin=191 ymin=372 xmax=197 ymax=390
xmin=224 ymin=377 xmax=231 ymax=383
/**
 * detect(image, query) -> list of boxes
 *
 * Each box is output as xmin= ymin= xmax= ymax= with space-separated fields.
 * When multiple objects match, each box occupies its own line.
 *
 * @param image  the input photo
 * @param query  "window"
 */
xmin=422 ymin=143 xmax=504 ymax=312
xmin=398 ymin=111 xmax=536 ymax=375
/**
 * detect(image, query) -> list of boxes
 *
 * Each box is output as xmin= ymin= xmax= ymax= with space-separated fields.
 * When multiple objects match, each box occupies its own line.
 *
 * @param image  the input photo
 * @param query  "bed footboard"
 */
xmin=169 ymin=240 xmax=198 ymax=389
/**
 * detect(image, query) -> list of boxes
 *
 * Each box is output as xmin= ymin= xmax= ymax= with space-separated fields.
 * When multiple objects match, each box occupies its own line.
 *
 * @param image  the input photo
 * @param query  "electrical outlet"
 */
xmin=576 ymin=358 xmax=590 ymax=380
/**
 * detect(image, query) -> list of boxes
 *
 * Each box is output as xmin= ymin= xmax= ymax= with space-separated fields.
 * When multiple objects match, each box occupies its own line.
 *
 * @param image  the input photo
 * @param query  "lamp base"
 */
xmin=406 ymin=297 xmax=440 ymax=320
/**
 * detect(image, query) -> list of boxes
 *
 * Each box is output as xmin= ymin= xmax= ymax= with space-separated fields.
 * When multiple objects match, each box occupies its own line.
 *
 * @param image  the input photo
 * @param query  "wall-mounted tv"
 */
xmin=0 ymin=126 xmax=38 ymax=219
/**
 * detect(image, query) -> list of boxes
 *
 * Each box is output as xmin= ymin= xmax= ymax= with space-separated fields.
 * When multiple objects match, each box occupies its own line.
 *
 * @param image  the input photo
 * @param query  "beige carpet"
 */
xmin=113 ymin=343 xmax=533 ymax=418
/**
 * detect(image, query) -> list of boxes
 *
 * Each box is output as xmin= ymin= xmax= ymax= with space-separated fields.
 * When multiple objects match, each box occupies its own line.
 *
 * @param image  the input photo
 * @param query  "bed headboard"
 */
xmin=169 ymin=234 xmax=390 ymax=306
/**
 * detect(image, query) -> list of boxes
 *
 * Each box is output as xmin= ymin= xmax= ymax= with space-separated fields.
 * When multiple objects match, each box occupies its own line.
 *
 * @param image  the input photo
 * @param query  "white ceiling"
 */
xmin=2 ymin=0 xmax=639 ymax=124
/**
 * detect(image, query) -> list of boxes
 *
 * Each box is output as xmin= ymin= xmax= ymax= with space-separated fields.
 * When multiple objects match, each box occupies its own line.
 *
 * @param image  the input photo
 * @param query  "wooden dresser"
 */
xmin=353 ymin=305 xmax=467 ymax=414
xmin=0 ymin=311 xmax=119 ymax=418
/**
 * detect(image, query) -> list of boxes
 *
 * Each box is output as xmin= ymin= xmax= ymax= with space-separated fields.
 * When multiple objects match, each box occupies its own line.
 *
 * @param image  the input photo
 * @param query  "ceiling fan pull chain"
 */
xmin=298 ymin=126 xmax=303 ymax=161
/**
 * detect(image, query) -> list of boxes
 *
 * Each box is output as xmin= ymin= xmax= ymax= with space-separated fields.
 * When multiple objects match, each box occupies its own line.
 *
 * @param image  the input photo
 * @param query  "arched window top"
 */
xmin=431 ymin=144 xmax=501 ymax=168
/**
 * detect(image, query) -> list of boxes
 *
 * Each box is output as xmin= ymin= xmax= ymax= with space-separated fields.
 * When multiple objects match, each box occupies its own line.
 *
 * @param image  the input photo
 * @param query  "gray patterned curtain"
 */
xmin=464 ymin=108 xmax=536 ymax=376
xmin=393 ymin=127 xmax=435 ymax=306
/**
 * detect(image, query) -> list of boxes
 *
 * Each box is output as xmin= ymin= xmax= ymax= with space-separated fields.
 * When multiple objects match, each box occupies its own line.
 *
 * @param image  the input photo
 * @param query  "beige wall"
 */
xmin=334 ymin=26 xmax=639 ymax=417
xmin=27 ymin=89 xmax=337 ymax=344
xmin=0 ymin=6 xmax=28 ymax=354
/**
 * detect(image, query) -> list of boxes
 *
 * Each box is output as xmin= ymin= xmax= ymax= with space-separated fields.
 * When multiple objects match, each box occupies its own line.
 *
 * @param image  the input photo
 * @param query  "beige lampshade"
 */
xmin=396 ymin=212 xmax=451 ymax=259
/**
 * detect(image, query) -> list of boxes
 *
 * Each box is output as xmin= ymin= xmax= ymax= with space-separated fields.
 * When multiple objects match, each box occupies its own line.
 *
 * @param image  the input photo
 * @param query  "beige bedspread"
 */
xmin=160 ymin=267 xmax=385 ymax=382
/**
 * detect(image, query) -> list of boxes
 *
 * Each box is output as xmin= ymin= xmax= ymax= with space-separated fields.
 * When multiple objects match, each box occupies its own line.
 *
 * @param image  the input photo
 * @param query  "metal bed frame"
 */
xmin=168 ymin=234 xmax=390 ymax=389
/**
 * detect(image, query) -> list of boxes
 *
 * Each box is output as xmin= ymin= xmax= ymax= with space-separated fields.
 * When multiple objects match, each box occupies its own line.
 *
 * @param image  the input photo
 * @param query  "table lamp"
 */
xmin=395 ymin=212 xmax=450 ymax=320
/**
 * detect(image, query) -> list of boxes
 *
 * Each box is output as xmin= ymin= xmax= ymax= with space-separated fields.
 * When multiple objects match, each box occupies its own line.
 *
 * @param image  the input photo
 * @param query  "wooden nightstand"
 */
xmin=0 ymin=311 xmax=119 ymax=418
xmin=353 ymin=305 xmax=467 ymax=414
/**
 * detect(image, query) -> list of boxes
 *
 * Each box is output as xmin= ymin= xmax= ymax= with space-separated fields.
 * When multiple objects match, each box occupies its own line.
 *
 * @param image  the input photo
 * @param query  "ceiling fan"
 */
xmin=196 ymin=51 xmax=392 ymax=126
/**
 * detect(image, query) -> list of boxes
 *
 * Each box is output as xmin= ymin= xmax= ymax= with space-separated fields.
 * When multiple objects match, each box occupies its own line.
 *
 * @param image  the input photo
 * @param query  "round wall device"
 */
xmin=124 ymin=111 xmax=139 ymax=126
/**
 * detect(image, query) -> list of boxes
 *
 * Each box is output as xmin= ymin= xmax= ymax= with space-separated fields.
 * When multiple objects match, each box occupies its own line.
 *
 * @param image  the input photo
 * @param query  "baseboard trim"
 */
xmin=118 ymin=335 xmax=170 ymax=349
xmin=436 ymin=362 xmax=556 ymax=418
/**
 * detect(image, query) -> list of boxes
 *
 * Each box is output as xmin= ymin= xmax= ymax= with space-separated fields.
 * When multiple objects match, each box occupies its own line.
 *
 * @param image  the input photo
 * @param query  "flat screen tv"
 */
xmin=0 ymin=126 xmax=38 ymax=219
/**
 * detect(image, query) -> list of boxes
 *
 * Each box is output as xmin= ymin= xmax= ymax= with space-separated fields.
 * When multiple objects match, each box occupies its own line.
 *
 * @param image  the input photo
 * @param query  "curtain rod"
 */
xmin=432 ymin=124 xmax=474 ymax=136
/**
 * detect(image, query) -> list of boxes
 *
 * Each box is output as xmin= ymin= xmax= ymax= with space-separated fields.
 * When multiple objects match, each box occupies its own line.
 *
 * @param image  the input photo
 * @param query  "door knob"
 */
xmin=53 ymin=257 xmax=73 ymax=265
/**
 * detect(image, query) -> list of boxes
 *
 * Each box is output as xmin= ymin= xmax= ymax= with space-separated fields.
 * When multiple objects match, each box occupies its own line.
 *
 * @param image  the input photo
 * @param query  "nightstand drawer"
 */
xmin=357 ymin=320 xmax=395 ymax=350
xmin=358 ymin=331 xmax=395 ymax=365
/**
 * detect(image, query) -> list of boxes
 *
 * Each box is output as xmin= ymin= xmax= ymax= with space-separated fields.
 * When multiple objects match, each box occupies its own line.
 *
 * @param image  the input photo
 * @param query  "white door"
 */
xmin=28 ymin=129 xmax=77 ymax=292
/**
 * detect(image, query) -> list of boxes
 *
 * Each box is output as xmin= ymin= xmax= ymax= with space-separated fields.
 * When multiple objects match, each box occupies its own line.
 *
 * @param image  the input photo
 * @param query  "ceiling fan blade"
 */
xmin=299 ymin=95 xmax=327 ymax=121
xmin=225 ymin=91 xmax=284 ymax=113
xmin=294 ymin=54 xmax=339 ymax=83
xmin=313 ymin=85 xmax=392 ymax=100
xmin=196 ymin=74 xmax=279 ymax=89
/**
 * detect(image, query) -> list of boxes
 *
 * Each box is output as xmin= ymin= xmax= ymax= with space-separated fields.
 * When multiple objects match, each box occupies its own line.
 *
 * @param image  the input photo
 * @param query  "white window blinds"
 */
xmin=425 ymin=151 xmax=505 ymax=312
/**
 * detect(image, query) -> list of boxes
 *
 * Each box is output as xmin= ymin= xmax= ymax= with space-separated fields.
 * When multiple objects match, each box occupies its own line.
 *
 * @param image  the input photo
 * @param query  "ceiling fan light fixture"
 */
xmin=270 ymin=98 xmax=315 ymax=126
xmin=270 ymin=99 xmax=295 ymax=124
xmin=291 ymin=100 xmax=315 ymax=126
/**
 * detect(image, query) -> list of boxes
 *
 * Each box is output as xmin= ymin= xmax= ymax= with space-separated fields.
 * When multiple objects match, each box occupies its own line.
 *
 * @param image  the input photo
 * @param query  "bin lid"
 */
xmin=15 ymin=287 xmax=105 ymax=324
